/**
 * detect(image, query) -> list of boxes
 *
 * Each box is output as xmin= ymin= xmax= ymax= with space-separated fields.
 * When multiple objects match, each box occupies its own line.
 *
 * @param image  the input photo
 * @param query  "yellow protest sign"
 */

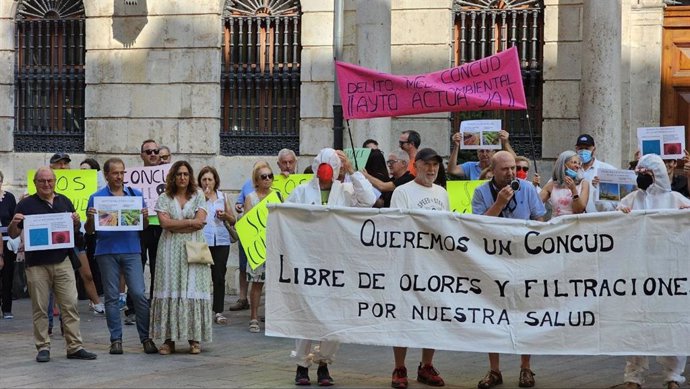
xmin=271 ymin=174 xmax=313 ymax=200
xmin=446 ymin=180 xmax=486 ymax=214
xmin=235 ymin=191 xmax=283 ymax=270
xmin=27 ymin=169 xmax=98 ymax=220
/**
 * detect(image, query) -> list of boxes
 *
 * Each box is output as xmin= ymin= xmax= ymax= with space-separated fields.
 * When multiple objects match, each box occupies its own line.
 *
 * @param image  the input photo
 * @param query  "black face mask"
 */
xmin=636 ymin=174 xmax=654 ymax=190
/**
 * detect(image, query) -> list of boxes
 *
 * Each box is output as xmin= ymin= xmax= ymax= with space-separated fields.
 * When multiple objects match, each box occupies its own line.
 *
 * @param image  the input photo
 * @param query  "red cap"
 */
xmin=317 ymin=163 xmax=334 ymax=181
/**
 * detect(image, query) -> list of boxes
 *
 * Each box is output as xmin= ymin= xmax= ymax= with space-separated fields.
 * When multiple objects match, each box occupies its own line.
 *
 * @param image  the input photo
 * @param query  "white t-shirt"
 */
xmin=390 ymin=180 xmax=449 ymax=211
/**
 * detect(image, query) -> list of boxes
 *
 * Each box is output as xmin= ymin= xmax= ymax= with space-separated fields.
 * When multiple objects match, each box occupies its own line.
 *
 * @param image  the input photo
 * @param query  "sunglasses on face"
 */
xmin=143 ymin=149 xmax=159 ymax=155
xmin=399 ymin=141 xmax=409 ymax=146
xmin=260 ymin=173 xmax=274 ymax=180
xmin=515 ymin=166 xmax=529 ymax=172
xmin=160 ymin=154 xmax=170 ymax=159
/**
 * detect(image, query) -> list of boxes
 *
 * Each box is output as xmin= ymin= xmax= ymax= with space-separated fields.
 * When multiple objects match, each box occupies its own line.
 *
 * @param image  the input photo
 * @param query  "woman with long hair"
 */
xmin=150 ymin=161 xmax=212 ymax=355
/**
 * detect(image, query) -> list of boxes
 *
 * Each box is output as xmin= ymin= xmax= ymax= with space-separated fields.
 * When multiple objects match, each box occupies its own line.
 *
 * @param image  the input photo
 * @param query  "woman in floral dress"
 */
xmin=150 ymin=161 xmax=212 ymax=355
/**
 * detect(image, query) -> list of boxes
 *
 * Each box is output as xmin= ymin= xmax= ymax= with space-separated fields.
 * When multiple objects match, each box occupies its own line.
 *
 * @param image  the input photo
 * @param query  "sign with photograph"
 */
xmin=459 ymin=120 xmax=502 ymax=150
xmin=94 ymin=196 xmax=144 ymax=231
xmin=597 ymin=169 xmax=637 ymax=202
xmin=23 ymin=213 xmax=75 ymax=252
xmin=637 ymin=126 xmax=685 ymax=160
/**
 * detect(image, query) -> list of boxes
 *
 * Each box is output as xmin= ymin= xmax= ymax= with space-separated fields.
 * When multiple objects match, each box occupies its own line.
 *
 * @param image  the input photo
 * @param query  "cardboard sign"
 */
xmin=27 ymin=169 xmax=97 ymax=220
xmin=271 ymin=174 xmax=313 ymax=200
xmin=447 ymin=180 xmax=487 ymax=214
xmin=344 ymin=148 xmax=372 ymax=170
xmin=123 ymin=165 xmax=170 ymax=216
xmin=235 ymin=191 xmax=283 ymax=270
xmin=24 ymin=213 xmax=75 ymax=252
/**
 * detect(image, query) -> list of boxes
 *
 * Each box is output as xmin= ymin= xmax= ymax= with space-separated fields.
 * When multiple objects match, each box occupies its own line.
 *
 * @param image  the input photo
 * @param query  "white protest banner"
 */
xmin=637 ymin=126 xmax=685 ymax=159
xmin=24 ymin=213 xmax=75 ymax=252
xmin=266 ymin=204 xmax=690 ymax=356
xmin=94 ymin=196 xmax=144 ymax=231
xmin=459 ymin=119 xmax=502 ymax=150
xmin=597 ymin=169 xmax=637 ymax=202
xmin=123 ymin=165 xmax=170 ymax=214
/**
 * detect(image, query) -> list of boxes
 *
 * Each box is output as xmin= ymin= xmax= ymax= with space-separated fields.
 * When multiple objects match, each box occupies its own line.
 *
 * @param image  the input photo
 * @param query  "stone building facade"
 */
xmin=0 ymin=0 xmax=672 ymax=191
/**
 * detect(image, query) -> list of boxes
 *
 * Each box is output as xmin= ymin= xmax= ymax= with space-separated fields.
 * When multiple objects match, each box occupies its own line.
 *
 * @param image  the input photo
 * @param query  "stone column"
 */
xmin=353 ymin=0 xmax=392 ymax=153
xmin=579 ymin=0 xmax=622 ymax=167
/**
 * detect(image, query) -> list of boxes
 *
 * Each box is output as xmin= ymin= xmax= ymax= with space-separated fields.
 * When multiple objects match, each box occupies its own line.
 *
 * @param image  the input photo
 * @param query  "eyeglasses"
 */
xmin=160 ymin=154 xmax=170 ymax=159
xmin=386 ymin=160 xmax=399 ymax=166
xmin=515 ymin=166 xmax=529 ymax=172
xmin=35 ymin=179 xmax=55 ymax=185
xmin=143 ymin=149 xmax=159 ymax=155
xmin=398 ymin=141 xmax=409 ymax=146
xmin=175 ymin=172 xmax=190 ymax=177
xmin=260 ymin=173 xmax=274 ymax=180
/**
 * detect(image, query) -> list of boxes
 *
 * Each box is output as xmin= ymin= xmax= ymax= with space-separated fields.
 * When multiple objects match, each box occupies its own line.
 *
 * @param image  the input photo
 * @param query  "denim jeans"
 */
xmin=97 ymin=253 xmax=150 ymax=343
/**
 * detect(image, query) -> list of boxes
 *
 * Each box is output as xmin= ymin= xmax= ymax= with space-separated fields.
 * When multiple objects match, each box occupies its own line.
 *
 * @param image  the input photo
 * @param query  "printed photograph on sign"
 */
xmin=637 ymin=126 xmax=686 ymax=160
xmin=459 ymin=120 xmax=502 ymax=150
xmin=597 ymin=169 xmax=637 ymax=202
xmin=94 ymin=196 xmax=144 ymax=231
xmin=23 ymin=213 xmax=75 ymax=252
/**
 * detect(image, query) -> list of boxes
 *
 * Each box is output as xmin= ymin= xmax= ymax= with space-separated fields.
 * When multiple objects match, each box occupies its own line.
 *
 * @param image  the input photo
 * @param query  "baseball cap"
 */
xmin=415 ymin=148 xmax=443 ymax=163
xmin=50 ymin=152 xmax=71 ymax=164
xmin=575 ymin=134 xmax=595 ymax=147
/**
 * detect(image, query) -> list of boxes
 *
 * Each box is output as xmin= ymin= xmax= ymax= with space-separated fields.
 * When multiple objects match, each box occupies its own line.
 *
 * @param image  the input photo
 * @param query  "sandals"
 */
xmin=158 ymin=340 xmax=175 ymax=355
xmin=214 ymin=313 xmax=228 ymax=325
xmin=478 ymin=370 xmax=503 ymax=389
xmin=518 ymin=368 xmax=535 ymax=388
xmin=188 ymin=341 xmax=201 ymax=354
xmin=249 ymin=319 xmax=261 ymax=333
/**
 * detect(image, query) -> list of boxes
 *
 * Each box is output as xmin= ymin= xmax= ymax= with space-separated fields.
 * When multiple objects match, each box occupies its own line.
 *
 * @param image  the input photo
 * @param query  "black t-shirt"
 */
xmin=382 ymin=171 xmax=415 ymax=208
xmin=672 ymin=175 xmax=690 ymax=198
xmin=15 ymin=193 xmax=76 ymax=267
xmin=0 ymin=191 xmax=17 ymax=239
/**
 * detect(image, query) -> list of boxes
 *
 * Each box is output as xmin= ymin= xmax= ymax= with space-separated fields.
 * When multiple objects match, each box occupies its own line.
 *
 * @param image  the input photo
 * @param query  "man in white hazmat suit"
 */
xmin=617 ymin=153 xmax=690 ymax=389
xmin=286 ymin=147 xmax=376 ymax=386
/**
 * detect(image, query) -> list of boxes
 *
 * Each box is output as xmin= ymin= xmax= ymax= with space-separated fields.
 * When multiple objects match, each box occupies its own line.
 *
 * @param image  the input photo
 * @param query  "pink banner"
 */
xmin=335 ymin=47 xmax=526 ymax=119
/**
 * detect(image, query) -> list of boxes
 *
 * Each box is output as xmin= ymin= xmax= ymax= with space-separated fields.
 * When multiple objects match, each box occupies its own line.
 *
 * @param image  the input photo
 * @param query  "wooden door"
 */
xmin=662 ymin=6 xmax=690 ymax=154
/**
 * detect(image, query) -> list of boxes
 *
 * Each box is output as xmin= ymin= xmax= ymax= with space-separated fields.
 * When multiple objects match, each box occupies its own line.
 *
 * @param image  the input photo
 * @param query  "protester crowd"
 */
xmin=0 ymin=130 xmax=689 ymax=389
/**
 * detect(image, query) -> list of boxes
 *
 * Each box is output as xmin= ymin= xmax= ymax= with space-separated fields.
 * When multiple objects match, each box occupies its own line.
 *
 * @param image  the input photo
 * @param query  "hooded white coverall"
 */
xmin=619 ymin=154 xmax=690 ymax=386
xmin=286 ymin=148 xmax=376 ymax=367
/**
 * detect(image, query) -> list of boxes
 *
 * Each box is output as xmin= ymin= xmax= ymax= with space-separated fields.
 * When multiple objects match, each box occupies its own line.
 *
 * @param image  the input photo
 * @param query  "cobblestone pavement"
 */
xmin=0 ymin=296 xmax=673 ymax=388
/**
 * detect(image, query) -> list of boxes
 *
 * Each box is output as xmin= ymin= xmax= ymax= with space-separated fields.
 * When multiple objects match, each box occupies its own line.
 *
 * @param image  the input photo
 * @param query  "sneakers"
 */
xmin=109 ymin=340 xmax=123 ymax=355
xmin=249 ymin=319 xmax=260 ymax=333
xmin=214 ymin=312 xmax=228 ymax=325
xmin=295 ymin=365 xmax=310 ymax=386
xmin=518 ymin=368 xmax=535 ymax=388
xmin=478 ymin=370 xmax=503 ymax=389
xmin=417 ymin=363 xmax=445 ymax=387
xmin=143 ymin=338 xmax=158 ymax=354
xmin=66 ymin=348 xmax=97 ymax=360
xmin=2 ymin=311 xmax=13 ymax=319
xmin=89 ymin=301 xmax=105 ymax=314
xmin=391 ymin=366 xmax=408 ymax=389
xmin=228 ymin=298 xmax=249 ymax=311
xmin=159 ymin=340 xmax=175 ymax=355
xmin=118 ymin=293 xmax=127 ymax=311
xmin=36 ymin=349 xmax=50 ymax=363
xmin=124 ymin=313 xmax=136 ymax=325
xmin=317 ymin=363 xmax=334 ymax=386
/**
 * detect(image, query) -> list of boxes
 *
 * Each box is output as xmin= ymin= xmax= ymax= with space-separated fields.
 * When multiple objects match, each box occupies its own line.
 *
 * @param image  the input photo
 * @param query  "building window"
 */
xmin=14 ymin=0 xmax=85 ymax=152
xmin=221 ymin=0 xmax=301 ymax=156
xmin=452 ymin=0 xmax=543 ymax=159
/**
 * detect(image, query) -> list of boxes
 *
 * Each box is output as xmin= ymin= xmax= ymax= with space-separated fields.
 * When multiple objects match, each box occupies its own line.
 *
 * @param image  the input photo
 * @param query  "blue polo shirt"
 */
xmin=87 ymin=186 xmax=145 ymax=255
xmin=461 ymin=161 xmax=483 ymax=180
xmin=472 ymin=178 xmax=546 ymax=220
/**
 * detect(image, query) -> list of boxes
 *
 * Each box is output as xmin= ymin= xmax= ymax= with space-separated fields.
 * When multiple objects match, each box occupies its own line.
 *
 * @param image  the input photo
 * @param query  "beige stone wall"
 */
xmin=390 ymin=0 xmax=452 ymax=156
xmin=541 ymin=0 xmax=583 ymax=160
